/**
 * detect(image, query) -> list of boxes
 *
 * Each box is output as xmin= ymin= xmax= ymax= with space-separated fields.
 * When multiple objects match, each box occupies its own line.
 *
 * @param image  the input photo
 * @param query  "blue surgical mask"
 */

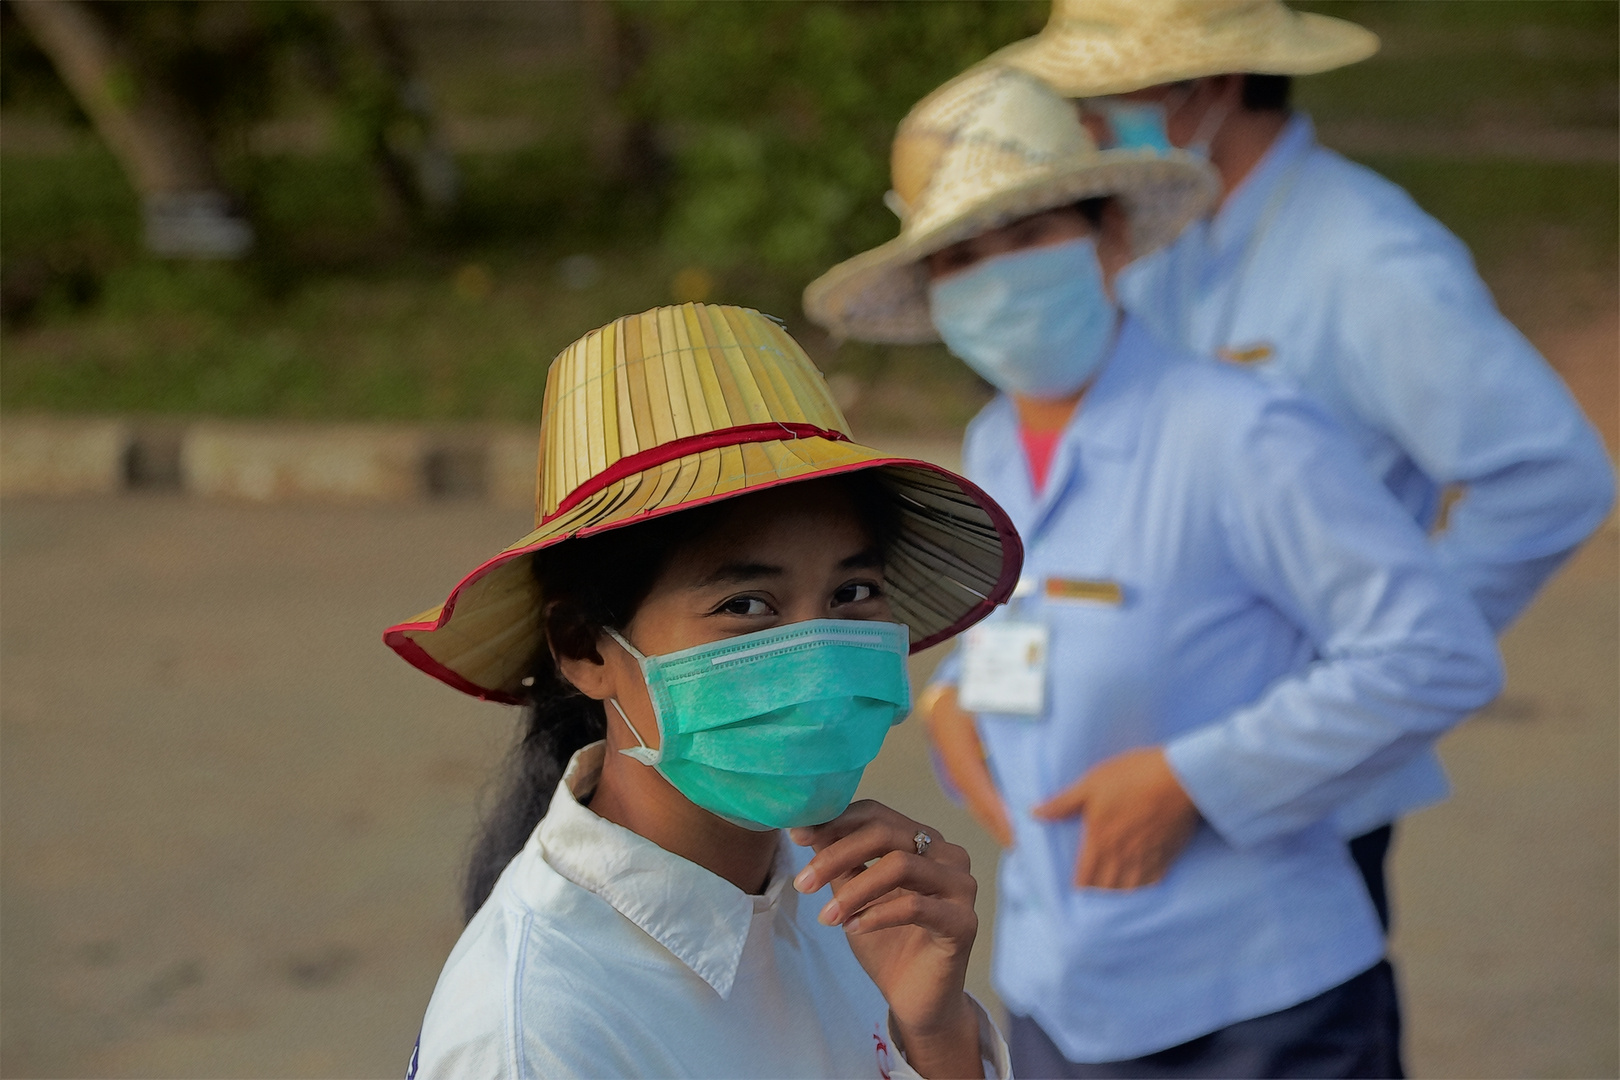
xmin=1091 ymin=91 xmax=1226 ymax=161
xmin=928 ymin=237 xmax=1117 ymax=398
xmin=1096 ymin=101 xmax=1173 ymax=154
xmin=605 ymin=619 xmax=911 ymax=831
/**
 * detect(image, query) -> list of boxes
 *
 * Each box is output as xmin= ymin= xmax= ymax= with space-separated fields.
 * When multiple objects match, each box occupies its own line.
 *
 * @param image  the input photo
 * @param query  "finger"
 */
xmin=1074 ymin=831 xmax=1097 ymax=888
xmin=798 ymin=820 xmax=970 ymax=895
xmin=845 ymin=890 xmax=978 ymax=944
xmin=790 ymin=798 xmax=915 ymax=852
xmin=802 ymin=823 xmax=971 ymax=897
xmin=1033 ymin=778 xmax=1090 ymax=821
xmin=966 ymin=790 xmax=1015 ymax=849
xmin=796 ymin=815 xmax=965 ymax=894
xmin=979 ymin=793 xmax=1016 ymax=848
xmin=945 ymin=747 xmax=1014 ymax=848
xmin=817 ymin=849 xmax=975 ymax=927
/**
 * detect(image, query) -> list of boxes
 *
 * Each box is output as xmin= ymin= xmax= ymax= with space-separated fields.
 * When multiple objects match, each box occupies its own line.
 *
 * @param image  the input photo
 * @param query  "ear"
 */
xmin=545 ymin=600 xmax=616 ymax=701
xmin=556 ymin=640 xmax=617 ymax=701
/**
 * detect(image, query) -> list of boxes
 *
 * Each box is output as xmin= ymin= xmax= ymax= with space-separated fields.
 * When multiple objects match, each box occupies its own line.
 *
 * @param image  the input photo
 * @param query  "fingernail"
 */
xmin=845 ymin=915 xmax=863 ymax=933
xmin=818 ymin=900 xmax=841 ymax=926
xmin=788 ymin=827 xmax=810 ymax=844
xmin=794 ymin=868 xmax=816 ymax=893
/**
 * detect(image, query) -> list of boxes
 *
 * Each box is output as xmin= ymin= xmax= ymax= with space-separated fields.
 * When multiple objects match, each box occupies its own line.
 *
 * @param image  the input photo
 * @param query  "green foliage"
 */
xmin=1 ymin=0 xmax=1615 ymax=431
xmin=624 ymin=0 xmax=1044 ymax=273
xmin=1294 ymin=1 xmax=1619 ymax=129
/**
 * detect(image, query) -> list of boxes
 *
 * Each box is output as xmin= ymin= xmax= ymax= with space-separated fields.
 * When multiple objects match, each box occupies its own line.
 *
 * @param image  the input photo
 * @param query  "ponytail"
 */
xmin=460 ymin=654 xmax=606 ymax=922
xmin=458 ymin=504 xmax=724 ymax=921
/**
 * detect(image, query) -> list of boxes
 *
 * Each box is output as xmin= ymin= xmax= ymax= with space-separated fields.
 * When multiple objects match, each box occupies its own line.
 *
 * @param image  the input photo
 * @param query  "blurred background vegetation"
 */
xmin=1 ymin=0 xmax=1615 ymax=437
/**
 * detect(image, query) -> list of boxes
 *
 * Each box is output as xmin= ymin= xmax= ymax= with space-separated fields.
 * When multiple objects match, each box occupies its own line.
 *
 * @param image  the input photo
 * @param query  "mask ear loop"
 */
xmin=1184 ymin=87 xmax=1232 ymax=160
xmin=603 ymin=628 xmax=662 ymax=766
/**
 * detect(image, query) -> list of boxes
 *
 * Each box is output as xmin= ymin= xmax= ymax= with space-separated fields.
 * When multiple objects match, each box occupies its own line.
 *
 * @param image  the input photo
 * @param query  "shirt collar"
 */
xmin=1207 ymin=112 xmax=1316 ymax=258
xmin=530 ymin=742 xmax=798 ymax=1000
xmin=1068 ymin=315 xmax=1161 ymax=460
xmin=992 ymin=316 xmax=1160 ymax=532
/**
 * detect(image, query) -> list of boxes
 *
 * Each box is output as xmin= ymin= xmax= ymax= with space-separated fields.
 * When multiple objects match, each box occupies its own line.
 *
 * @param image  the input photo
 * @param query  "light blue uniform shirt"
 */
xmin=932 ymin=318 xmax=1502 ymax=1062
xmin=1119 ymin=114 xmax=1615 ymax=836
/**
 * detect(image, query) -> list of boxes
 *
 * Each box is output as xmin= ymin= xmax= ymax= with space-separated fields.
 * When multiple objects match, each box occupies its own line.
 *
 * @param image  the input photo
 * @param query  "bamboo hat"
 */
xmin=989 ymin=0 xmax=1379 ymax=99
xmin=385 ymin=303 xmax=1022 ymax=703
xmin=802 ymin=65 xmax=1217 ymax=344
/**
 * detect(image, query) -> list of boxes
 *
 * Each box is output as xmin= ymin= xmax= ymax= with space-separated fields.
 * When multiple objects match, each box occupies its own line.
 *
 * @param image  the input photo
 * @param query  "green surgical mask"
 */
xmin=605 ymin=619 xmax=912 ymax=830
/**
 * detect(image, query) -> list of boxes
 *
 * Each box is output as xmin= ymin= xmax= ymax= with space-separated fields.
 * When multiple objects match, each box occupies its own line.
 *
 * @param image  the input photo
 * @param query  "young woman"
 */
xmin=385 ymin=303 xmax=1022 ymax=1078
xmin=805 ymin=67 xmax=1502 ymax=1078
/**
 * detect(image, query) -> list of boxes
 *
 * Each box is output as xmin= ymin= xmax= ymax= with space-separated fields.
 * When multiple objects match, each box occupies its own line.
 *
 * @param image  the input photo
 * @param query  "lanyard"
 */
xmin=1182 ymin=152 xmax=1307 ymax=359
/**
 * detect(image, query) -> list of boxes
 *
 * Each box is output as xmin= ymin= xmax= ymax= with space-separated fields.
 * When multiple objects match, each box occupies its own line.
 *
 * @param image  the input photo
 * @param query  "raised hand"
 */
xmin=1033 ymin=746 xmax=1200 ymax=889
xmin=791 ymin=801 xmax=983 ymax=1079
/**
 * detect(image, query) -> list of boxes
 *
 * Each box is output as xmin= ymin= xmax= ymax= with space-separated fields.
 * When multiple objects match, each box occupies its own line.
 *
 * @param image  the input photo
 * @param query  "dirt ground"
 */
xmin=0 ymin=484 xmax=1613 ymax=1078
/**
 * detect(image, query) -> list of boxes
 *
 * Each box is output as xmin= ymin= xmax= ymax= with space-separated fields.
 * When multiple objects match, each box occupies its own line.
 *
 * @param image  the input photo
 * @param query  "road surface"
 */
xmin=2 ymin=495 xmax=1614 ymax=1077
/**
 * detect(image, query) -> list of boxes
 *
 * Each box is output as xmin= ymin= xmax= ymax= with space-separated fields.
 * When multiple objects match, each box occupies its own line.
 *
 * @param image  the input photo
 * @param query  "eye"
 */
xmin=833 ymin=581 xmax=882 ymax=606
xmin=715 ymin=595 xmax=773 ymax=617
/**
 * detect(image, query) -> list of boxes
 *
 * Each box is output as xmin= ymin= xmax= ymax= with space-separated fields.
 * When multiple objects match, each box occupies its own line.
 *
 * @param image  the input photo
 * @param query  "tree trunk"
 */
xmin=11 ymin=0 xmax=252 ymax=257
xmin=579 ymin=0 xmax=662 ymax=189
xmin=332 ymin=0 xmax=460 ymax=221
xmin=11 ymin=0 xmax=220 ymax=195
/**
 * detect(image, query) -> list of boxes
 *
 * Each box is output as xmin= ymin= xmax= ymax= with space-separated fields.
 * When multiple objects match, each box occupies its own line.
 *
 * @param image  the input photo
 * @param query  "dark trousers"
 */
xmin=1007 ymin=827 xmax=1406 ymax=1079
xmin=1009 ymin=962 xmax=1404 ymax=1079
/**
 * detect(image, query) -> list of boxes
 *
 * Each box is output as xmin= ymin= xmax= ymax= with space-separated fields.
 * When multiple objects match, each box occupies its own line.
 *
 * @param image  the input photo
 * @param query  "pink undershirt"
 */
xmin=1019 ymin=426 xmax=1063 ymax=492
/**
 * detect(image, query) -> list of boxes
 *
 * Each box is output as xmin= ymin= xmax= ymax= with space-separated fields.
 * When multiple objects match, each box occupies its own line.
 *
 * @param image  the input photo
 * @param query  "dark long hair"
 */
xmin=459 ymin=473 xmax=900 ymax=922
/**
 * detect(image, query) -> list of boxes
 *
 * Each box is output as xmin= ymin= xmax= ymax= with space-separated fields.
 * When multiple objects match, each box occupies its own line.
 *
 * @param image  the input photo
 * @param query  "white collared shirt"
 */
xmin=1119 ymin=113 xmax=1615 ymax=836
xmin=410 ymin=743 xmax=1011 ymax=1079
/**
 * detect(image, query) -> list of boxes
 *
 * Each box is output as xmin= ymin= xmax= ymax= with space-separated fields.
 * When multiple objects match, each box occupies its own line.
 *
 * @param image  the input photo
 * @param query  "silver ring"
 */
xmin=913 ymin=830 xmax=933 ymax=857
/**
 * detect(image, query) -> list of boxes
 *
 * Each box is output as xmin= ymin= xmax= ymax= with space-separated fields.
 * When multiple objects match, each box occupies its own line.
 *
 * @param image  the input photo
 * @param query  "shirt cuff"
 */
xmin=885 ymin=994 xmax=1012 ymax=1080
xmin=1163 ymin=723 xmax=1265 ymax=848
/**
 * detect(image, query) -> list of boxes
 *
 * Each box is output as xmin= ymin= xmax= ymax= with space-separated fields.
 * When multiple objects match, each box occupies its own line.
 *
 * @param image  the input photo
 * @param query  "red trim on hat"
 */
xmin=543 ymin=422 xmax=850 ymax=524
xmin=382 ymin=453 xmax=1023 ymax=700
xmin=386 ymin=632 xmax=527 ymax=706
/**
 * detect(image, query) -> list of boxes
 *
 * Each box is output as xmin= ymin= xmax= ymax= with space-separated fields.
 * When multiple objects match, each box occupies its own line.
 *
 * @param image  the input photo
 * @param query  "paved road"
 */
xmin=2 ymin=496 xmax=1614 ymax=1078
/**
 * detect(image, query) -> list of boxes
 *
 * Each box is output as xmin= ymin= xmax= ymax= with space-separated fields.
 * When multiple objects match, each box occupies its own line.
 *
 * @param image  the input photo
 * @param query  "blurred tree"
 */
xmin=620 ymin=0 xmax=1044 ymax=275
xmin=314 ymin=0 xmax=460 ymax=224
xmin=9 ymin=0 xmax=253 ymax=258
xmin=580 ymin=0 xmax=658 ymax=185
xmin=6 ymin=0 xmax=460 ymax=252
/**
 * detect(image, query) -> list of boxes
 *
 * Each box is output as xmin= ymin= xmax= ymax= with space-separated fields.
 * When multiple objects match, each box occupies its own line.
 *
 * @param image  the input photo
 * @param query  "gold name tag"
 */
xmin=1217 ymin=343 xmax=1275 ymax=365
xmin=1045 ymin=578 xmax=1124 ymax=605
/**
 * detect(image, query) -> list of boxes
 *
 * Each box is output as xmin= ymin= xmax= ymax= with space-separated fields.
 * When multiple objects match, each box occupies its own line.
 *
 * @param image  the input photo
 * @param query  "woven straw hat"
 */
xmin=990 ymin=0 xmax=1378 ymax=99
xmin=802 ymin=65 xmax=1217 ymax=344
xmin=385 ymin=303 xmax=1022 ymax=703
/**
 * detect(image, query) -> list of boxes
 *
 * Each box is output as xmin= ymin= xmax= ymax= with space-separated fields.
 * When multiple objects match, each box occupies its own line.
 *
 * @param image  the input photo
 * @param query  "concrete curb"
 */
xmin=0 ymin=415 xmax=965 ymax=508
xmin=0 ymin=415 xmax=543 ymax=508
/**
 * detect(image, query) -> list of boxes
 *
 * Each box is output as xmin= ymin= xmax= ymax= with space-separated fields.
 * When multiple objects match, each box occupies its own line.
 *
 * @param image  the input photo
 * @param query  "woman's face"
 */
xmin=924 ymin=203 xmax=1133 ymax=293
xmin=624 ymin=480 xmax=892 ymax=655
xmin=556 ymin=479 xmax=893 ymax=750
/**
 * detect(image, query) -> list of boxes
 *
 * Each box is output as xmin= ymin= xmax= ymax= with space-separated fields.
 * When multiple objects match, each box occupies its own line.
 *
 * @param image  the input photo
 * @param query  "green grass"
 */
xmin=1295 ymin=1 xmax=1618 ymax=130
xmin=2 ymin=147 xmax=1612 ymax=433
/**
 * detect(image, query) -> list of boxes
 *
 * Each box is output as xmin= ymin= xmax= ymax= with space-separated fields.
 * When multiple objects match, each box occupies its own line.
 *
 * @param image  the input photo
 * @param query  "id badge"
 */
xmin=958 ymin=620 xmax=1048 ymax=717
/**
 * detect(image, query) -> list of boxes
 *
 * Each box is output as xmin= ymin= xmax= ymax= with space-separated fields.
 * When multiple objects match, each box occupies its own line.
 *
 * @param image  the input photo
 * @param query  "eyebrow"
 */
xmin=839 ymin=546 xmax=884 ymax=571
xmin=693 ymin=546 xmax=884 ymax=588
xmin=696 ymin=562 xmax=785 ymax=587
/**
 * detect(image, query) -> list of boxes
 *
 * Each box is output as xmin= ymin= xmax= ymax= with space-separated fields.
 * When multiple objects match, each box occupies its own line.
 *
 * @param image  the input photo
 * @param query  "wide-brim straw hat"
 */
xmin=989 ymin=0 xmax=1379 ymax=99
xmin=803 ymin=66 xmax=1218 ymax=345
xmin=385 ymin=303 xmax=1022 ymax=703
